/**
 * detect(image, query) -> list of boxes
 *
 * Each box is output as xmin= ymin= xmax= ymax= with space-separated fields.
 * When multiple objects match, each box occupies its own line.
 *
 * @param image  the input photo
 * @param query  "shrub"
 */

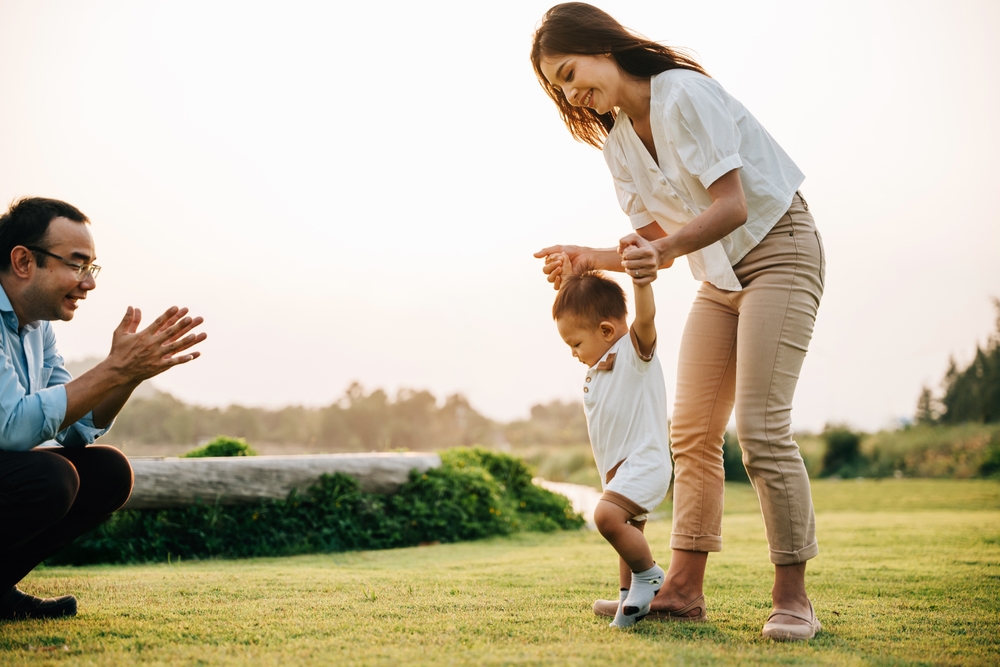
xmin=862 ymin=423 xmax=1000 ymax=478
xmin=820 ymin=426 xmax=865 ymax=478
xmin=722 ymin=431 xmax=750 ymax=483
xmin=981 ymin=432 xmax=1000 ymax=479
xmin=182 ymin=436 xmax=257 ymax=458
xmin=48 ymin=447 xmax=584 ymax=565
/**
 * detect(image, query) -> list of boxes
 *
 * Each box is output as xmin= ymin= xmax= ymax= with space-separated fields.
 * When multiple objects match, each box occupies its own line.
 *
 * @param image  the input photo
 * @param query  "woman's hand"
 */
xmin=534 ymin=244 xmax=586 ymax=291
xmin=619 ymin=234 xmax=660 ymax=286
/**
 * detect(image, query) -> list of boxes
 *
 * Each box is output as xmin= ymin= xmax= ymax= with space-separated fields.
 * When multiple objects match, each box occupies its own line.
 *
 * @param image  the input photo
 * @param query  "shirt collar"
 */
xmin=591 ymin=335 xmax=627 ymax=372
xmin=0 ymin=283 xmax=39 ymax=333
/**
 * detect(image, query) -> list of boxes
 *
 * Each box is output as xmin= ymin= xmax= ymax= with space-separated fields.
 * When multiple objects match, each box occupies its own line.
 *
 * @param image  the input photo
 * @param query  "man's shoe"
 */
xmin=0 ymin=587 xmax=77 ymax=620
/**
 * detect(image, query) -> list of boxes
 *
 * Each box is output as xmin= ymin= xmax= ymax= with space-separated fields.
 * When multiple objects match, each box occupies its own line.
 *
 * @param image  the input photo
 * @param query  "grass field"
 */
xmin=2 ymin=479 xmax=998 ymax=666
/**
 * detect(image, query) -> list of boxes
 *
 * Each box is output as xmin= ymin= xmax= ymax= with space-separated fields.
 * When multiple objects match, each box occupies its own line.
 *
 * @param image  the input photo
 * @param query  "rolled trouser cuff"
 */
xmin=769 ymin=540 xmax=819 ymax=565
xmin=670 ymin=532 xmax=722 ymax=553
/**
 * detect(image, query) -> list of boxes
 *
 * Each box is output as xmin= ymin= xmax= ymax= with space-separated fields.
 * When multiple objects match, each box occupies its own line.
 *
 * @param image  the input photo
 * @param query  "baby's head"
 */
xmin=553 ymin=269 xmax=628 ymax=367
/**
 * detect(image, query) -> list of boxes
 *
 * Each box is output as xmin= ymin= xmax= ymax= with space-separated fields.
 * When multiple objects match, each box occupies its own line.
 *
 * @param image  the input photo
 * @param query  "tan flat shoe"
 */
xmin=593 ymin=594 xmax=707 ymax=622
xmin=761 ymin=601 xmax=822 ymax=641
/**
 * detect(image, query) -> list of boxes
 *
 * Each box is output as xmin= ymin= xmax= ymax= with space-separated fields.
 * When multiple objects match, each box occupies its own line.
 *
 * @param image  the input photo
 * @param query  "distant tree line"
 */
xmin=103 ymin=382 xmax=495 ymax=451
xmin=502 ymin=400 xmax=589 ymax=447
xmin=805 ymin=299 xmax=1000 ymax=481
xmin=916 ymin=299 xmax=1000 ymax=425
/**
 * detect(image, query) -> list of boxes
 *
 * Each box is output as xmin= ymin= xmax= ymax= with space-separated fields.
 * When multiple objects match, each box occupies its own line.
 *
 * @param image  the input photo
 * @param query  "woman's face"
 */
xmin=539 ymin=53 xmax=622 ymax=115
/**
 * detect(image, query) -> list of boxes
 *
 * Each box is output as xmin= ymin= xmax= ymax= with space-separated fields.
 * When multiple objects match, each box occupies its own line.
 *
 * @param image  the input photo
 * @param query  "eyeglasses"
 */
xmin=26 ymin=246 xmax=102 ymax=281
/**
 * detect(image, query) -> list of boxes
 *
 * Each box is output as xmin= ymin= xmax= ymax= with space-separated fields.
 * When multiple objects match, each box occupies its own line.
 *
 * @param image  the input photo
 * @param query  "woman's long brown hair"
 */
xmin=530 ymin=3 xmax=708 ymax=149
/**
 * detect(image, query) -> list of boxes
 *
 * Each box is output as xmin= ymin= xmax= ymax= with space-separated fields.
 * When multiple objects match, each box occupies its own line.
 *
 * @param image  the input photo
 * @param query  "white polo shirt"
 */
xmin=583 ymin=331 xmax=671 ymax=513
xmin=603 ymin=69 xmax=805 ymax=291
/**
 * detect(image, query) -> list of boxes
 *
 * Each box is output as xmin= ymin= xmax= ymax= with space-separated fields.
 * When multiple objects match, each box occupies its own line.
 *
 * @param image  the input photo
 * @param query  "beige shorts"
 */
xmin=600 ymin=449 xmax=671 ymax=522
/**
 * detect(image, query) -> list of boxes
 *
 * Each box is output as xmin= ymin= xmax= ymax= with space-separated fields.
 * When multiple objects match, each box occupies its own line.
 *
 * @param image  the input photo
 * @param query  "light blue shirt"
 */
xmin=0 ymin=284 xmax=109 ymax=451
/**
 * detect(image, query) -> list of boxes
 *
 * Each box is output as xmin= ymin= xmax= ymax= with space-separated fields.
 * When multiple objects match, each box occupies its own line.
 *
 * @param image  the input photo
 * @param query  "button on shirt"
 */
xmin=603 ymin=69 xmax=805 ymax=291
xmin=0 ymin=285 xmax=109 ymax=451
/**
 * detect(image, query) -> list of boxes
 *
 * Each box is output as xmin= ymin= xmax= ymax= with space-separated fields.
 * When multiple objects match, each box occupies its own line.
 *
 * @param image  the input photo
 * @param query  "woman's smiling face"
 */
xmin=539 ymin=53 xmax=622 ymax=115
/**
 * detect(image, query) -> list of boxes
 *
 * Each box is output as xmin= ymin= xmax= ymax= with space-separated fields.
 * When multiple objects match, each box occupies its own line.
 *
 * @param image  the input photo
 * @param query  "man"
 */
xmin=0 ymin=197 xmax=206 ymax=620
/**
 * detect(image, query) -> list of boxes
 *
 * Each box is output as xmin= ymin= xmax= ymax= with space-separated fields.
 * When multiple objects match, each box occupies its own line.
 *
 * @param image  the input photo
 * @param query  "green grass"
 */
xmin=3 ymin=480 xmax=998 ymax=666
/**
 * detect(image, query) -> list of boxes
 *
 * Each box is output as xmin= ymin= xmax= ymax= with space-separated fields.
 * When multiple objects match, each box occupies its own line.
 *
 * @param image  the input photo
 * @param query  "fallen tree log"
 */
xmin=123 ymin=452 xmax=441 ymax=509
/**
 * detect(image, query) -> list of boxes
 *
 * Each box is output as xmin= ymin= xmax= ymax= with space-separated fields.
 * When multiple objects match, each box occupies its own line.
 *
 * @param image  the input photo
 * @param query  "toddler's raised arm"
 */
xmin=619 ymin=234 xmax=657 ymax=359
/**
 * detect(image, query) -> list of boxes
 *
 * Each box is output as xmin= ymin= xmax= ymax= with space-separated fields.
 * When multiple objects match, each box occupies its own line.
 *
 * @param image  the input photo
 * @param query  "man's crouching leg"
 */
xmin=0 ymin=445 xmax=133 ymax=620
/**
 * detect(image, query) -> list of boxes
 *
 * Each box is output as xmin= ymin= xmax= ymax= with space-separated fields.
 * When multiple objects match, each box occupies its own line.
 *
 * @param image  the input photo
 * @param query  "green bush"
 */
xmin=820 ymin=426 xmax=865 ymax=477
xmin=981 ymin=432 xmax=1000 ymax=479
xmin=48 ymin=447 xmax=584 ymax=565
xmin=182 ymin=436 xmax=257 ymax=458
xmin=863 ymin=423 xmax=1000 ymax=478
xmin=722 ymin=431 xmax=750 ymax=483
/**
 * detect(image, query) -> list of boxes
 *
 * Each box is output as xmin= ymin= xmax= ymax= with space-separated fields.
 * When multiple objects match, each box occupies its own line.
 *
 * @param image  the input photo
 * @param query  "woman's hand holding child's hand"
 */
xmin=619 ymin=234 xmax=658 ymax=285
xmin=534 ymin=245 xmax=582 ymax=290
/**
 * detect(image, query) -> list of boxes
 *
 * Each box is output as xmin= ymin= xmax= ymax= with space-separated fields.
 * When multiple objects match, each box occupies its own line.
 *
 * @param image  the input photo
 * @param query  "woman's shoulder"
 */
xmin=651 ymin=69 xmax=726 ymax=109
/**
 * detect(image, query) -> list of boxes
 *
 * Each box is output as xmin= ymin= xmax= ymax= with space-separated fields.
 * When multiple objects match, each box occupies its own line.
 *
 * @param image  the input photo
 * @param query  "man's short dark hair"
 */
xmin=552 ymin=268 xmax=628 ymax=326
xmin=0 ymin=197 xmax=89 ymax=272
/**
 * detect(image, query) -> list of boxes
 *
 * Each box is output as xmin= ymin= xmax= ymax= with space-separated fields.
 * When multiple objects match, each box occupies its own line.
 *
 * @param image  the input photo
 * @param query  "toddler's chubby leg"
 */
xmin=594 ymin=500 xmax=661 ymax=628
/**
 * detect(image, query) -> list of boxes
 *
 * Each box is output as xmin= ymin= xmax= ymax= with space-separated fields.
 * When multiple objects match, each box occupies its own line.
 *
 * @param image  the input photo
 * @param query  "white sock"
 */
xmin=622 ymin=563 xmax=664 ymax=620
xmin=609 ymin=588 xmax=630 ymax=628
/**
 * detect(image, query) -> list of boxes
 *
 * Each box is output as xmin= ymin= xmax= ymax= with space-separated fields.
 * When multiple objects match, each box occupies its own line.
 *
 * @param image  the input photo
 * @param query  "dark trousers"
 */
xmin=0 ymin=445 xmax=133 ymax=591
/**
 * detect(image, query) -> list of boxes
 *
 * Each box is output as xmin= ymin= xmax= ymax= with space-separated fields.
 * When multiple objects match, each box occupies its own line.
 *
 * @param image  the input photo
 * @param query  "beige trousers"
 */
xmin=669 ymin=192 xmax=824 ymax=565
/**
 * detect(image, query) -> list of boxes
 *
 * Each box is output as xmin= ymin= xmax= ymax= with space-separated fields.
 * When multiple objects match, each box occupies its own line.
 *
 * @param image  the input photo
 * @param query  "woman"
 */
xmin=531 ymin=3 xmax=825 ymax=640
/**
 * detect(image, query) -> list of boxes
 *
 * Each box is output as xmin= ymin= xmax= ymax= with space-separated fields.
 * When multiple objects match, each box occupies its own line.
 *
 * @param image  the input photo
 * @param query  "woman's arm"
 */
xmin=620 ymin=168 xmax=748 ymax=284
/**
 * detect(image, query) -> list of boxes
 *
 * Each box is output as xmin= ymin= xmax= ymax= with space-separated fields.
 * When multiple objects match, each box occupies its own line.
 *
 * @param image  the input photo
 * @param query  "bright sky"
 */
xmin=1 ymin=0 xmax=998 ymax=432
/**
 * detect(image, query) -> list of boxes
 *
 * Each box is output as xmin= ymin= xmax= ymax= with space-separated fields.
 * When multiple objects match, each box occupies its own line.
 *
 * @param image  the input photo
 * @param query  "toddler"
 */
xmin=549 ymin=242 xmax=672 ymax=628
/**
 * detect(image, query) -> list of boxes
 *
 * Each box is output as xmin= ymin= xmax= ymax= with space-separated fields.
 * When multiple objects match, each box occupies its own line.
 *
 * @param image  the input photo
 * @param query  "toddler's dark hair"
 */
xmin=552 ymin=268 xmax=627 ymax=326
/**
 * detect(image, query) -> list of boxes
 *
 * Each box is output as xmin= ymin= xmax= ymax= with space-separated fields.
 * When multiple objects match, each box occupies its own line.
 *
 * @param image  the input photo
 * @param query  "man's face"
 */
xmin=22 ymin=216 xmax=97 ymax=322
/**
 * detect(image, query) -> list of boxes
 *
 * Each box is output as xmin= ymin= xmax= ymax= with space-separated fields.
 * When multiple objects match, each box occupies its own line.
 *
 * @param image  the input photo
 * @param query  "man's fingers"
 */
xmin=163 ymin=332 xmax=207 ymax=357
xmin=161 ymin=316 xmax=205 ymax=345
xmin=155 ymin=307 xmax=188 ymax=334
xmin=150 ymin=314 xmax=204 ymax=347
xmin=115 ymin=307 xmax=135 ymax=335
xmin=141 ymin=306 xmax=180 ymax=336
xmin=170 ymin=351 xmax=201 ymax=366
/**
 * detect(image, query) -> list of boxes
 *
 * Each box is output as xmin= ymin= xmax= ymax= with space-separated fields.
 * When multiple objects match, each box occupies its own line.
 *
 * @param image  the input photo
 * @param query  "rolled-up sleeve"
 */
xmin=603 ymin=141 xmax=655 ymax=230
xmin=41 ymin=327 xmax=111 ymax=448
xmin=668 ymin=78 xmax=745 ymax=189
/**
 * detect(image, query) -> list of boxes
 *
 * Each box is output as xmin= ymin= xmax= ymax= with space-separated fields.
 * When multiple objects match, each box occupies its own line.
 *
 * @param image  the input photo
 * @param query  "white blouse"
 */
xmin=603 ymin=69 xmax=805 ymax=291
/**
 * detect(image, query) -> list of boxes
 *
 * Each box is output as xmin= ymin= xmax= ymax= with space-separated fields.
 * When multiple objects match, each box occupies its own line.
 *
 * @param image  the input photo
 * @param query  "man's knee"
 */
xmin=78 ymin=445 xmax=134 ymax=511
xmin=18 ymin=452 xmax=81 ymax=522
xmin=55 ymin=445 xmax=134 ymax=512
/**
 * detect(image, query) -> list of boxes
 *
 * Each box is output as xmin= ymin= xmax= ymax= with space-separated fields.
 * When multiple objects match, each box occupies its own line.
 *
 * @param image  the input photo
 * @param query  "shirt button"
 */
xmin=585 ymin=377 xmax=591 ymax=382
xmin=683 ymin=205 xmax=691 ymax=213
xmin=583 ymin=387 xmax=589 ymax=393
xmin=670 ymin=192 xmax=680 ymax=198
xmin=659 ymin=178 xmax=667 ymax=185
xmin=648 ymin=167 xmax=657 ymax=173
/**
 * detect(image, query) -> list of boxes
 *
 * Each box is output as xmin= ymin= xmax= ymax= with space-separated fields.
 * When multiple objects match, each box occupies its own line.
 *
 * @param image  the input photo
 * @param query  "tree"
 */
xmin=918 ymin=299 xmax=1000 ymax=425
